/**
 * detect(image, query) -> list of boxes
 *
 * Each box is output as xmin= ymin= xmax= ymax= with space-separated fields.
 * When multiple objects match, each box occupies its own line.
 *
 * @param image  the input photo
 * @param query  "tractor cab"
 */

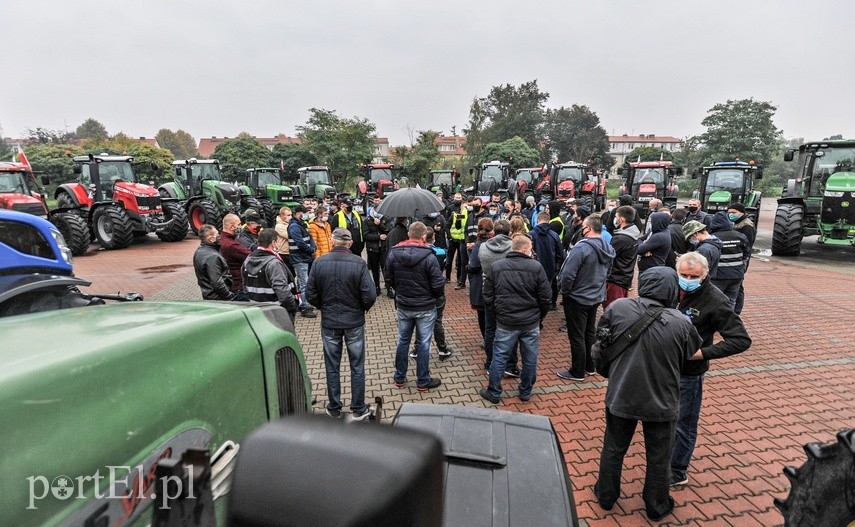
xmin=469 ymin=161 xmax=510 ymax=201
xmin=297 ymin=166 xmax=337 ymax=200
xmin=357 ymin=163 xmax=399 ymax=212
xmin=618 ymin=160 xmax=682 ymax=219
xmin=241 ymin=168 xmax=296 ymax=226
xmin=428 ymin=169 xmax=460 ymax=196
xmin=692 ymin=161 xmax=763 ymax=220
xmin=552 ymin=162 xmax=587 ymax=201
xmin=0 ymin=160 xmax=49 ymax=217
xmin=510 ymin=167 xmax=545 ymax=201
xmin=162 ymin=159 xmax=242 ymax=235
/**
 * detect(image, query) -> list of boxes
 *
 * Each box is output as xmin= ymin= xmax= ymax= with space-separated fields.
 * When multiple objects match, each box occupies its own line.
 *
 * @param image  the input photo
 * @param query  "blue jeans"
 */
xmin=484 ymin=308 xmax=519 ymax=369
xmin=487 ymin=326 xmax=540 ymax=399
xmin=670 ymin=374 xmax=705 ymax=480
xmin=293 ymin=262 xmax=310 ymax=309
xmin=321 ymin=326 xmax=367 ymax=413
xmin=394 ymin=308 xmax=436 ymax=387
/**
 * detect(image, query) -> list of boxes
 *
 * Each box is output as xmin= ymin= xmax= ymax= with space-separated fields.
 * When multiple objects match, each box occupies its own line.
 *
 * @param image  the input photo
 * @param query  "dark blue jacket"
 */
xmin=636 ymin=212 xmax=671 ymax=273
xmin=467 ymin=239 xmax=486 ymax=308
xmin=530 ymin=222 xmax=565 ymax=281
xmin=306 ymin=246 xmax=377 ymax=329
xmin=707 ymin=211 xmax=749 ymax=281
xmin=287 ymin=217 xmax=316 ymax=265
xmin=385 ymin=240 xmax=445 ymax=311
xmin=558 ymin=236 xmax=615 ymax=305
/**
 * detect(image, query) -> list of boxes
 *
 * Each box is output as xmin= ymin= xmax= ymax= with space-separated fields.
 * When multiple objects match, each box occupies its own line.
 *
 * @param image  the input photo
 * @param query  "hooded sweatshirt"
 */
xmin=607 ymin=224 xmax=641 ymax=289
xmin=385 ymin=240 xmax=446 ymax=311
xmin=593 ymin=267 xmax=702 ymax=421
xmin=694 ymin=235 xmax=723 ymax=280
xmin=636 ymin=212 xmax=671 ymax=273
xmin=478 ymin=233 xmax=513 ymax=281
xmin=558 ymin=236 xmax=616 ymax=305
xmin=530 ymin=222 xmax=565 ymax=280
xmin=707 ymin=211 xmax=750 ymax=281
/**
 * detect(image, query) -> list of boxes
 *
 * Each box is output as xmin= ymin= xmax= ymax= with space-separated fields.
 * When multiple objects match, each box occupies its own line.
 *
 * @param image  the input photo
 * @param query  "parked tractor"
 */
xmin=294 ymin=165 xmax=338 ymax=202
xmin=357 ymin=163 xmax=399 ymax=213
xmin=159 ymin=159 xmax=248 ymax=235
xmin=53 ymin=154 xmax=188 ymax=253
xmin=427 ymin=169 xmax=461 ymax=197
xmin=510 ymin=166 xmax=546 ymax=202
xmin=0 ymin=155 xmax=50 ymax=218
xmin=691 ymin=161 xmax=763 ymax=222
xmin=238 ymin=167 xmax=298 ymax=226
xmin=617 ymin=159 xmax=682 ymax=219
xmin=772 ymin=139 xmax=855 ymax=256
xmin=468 ymin=160 xmax=511 ymax=201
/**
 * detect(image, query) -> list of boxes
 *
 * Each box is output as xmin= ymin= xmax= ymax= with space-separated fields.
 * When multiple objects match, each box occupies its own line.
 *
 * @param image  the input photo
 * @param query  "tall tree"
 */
xmin=296 ymin=108 xmax=376 ymax=190
xmin=674 ymin=136 xmax=704 ymax=176
xmin=464 ymin=80 xmax=549 ymax=161
xmin=0 ymin=123 xmax=12 ymax=161
xmin=27 ymin=127 xmax=75 ymax=144
xmin=75 ymin=118 xmax=109 ymax=142
xmin=699 ymin=98 xmax=782 ymax=165
xmin=391 ymin=130 xmax=441 ymax=187
xmin=542 ymin=105 xmax=612 ymax=169
xmin=24 ymin=143 xmax=85 ymax=183
xmin=271 ymin=143 xmax=319 ymax=180
xmin=213 ymin=133 xmax=273 ymax=179
xmin=624 ymin=146 xmax=675 ymax=164
xmin=480 ymin=137 xmax=541 ymax=170
xmin=156 ymin=128 xmax=198 ymax=159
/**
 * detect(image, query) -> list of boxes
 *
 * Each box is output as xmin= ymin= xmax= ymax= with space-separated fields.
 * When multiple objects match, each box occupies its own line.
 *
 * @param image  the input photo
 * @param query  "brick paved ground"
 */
xmin=72 ymin=233 xmax=855 ymax=527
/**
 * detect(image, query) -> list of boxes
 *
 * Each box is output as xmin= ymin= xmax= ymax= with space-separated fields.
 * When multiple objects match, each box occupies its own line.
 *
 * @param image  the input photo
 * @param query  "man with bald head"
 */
xmin=220 ymin=213 xmax=251 ymax=300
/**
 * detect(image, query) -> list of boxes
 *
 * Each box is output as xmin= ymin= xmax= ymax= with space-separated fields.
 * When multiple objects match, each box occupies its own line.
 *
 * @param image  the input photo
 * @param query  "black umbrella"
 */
xmin=375 ymin=187 xmax=445 ymax=217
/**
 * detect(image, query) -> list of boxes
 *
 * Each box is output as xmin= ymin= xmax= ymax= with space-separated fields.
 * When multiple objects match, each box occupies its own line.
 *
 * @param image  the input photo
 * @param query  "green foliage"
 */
xmin=24 ymin=143 xmax=85 ymax=184
xmin=824 ymin=134 xmax=844 ymax=141
xmin=213 ymin=133 xmax=273 ymax=179
xmin=674 ymin=136 xmax=704 ymax=178
xmin=27 ymin=127 xmax=76 ymax=144
xmin=296 ymin=108 xmax=376 ymax=190
xmin=698 ymin=98 xmax=782 ymax=166
xmin=392 ymin=130 xmax=441 ymax=187
xmin=125 ymin=143 xmax=175 ymax=184
xmin=0 ymin=123 xmax=12 ymax=161
xmin=271 ymin=143 xmax=319 ymax=180
xmin=74 ymin=118 xmax=109 ymax=142
xmin=464 ymin=80 xmax=549 ymax=161
xmin=543 ymin=105 xmax=613 ymax=169
xmin=624 ymin=146 xmax=675 ymax=164
xmin=155 ymin=128 xmax=198 ymax=159
xmin=480 ymin=137 xmax=541 ymax=170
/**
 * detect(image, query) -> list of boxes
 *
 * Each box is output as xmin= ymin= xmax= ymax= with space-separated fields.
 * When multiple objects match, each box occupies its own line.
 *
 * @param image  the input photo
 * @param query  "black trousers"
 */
xmin=447 ymin=239 xmax=467 ymax=284
xmin=563 ymin=296 xmax=598 ymax=378
xmin=595 ymin=407 xmax=676 ymax=520
xmin=367 ymin=249 xmax=382 ymax=290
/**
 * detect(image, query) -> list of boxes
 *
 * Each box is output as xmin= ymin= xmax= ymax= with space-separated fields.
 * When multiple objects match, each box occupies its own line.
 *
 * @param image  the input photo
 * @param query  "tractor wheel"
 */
xmin=93 ymin=205 xmax=134 ymax=250
xmin=52 ymin=212 xmax=90 ymax=256
xmin=258 ymin=198 xmax=276 ymax=227
xmin=241 ymin=196 xmax=263 ymax=218
xmin=579 ymin=195 xmax=594 ymax=211
xmin=188 ymin=199 xmax=221 ymax=235
xmin=772 ymin=203 xmax=804 ymax=256
xmin=56 ymin=191 xmax=76 ymax=210
xmin=156 ymin=201 xmax=189 ymax=242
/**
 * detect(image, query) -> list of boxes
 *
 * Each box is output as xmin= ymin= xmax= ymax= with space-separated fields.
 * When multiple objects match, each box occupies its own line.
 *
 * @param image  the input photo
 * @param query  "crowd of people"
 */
xmin=192 ymin=188 xmax=755 ymax=521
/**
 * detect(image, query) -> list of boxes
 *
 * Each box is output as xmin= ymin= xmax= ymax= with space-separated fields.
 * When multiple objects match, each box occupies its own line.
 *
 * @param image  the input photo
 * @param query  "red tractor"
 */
xmin=617 ymin=159 xmax=682 ymax=219
xmin=509 ymin=166 xmax=547 ymax=202
xmin=539 ymin=161 xmax=607 ymax=211
xmin=53 ymin=153 xmax=188 ymax=254
xmin=357 ymin=163 xmax=399 ymax=213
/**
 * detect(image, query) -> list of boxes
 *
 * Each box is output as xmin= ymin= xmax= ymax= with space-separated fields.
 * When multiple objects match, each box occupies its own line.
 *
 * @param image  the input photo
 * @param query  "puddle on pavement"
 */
xmin=137 ymin=264 xmax=190 ymax=274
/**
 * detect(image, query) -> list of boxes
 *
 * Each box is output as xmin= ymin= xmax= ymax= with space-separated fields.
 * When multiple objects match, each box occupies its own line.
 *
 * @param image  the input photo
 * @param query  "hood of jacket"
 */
xmin=619 ymin=194 xmax=634 ymax=206
xmin=390 ymin=240 xmax=434 ymax=266
xmin=577 ymin=236 xmax=616 ymax=264
xmin=243 ymin=248 xmax=278 ymax=273
xmin=708 ymin=211 xmax=733 ymax=233
xmin=614 ymin=224 xmax=641 ymax=240
xmin=698 ymin=235 xmax=723 ymax=250
xmin=484 ymin=233 xmax=512 ymax=254
xmin=548 ymin=200 xmax=563 ymax=218
xmin=649 ymin=212 xmax=670 ymax=233
xmin=638 ymin=266 xmax=680 ymax=308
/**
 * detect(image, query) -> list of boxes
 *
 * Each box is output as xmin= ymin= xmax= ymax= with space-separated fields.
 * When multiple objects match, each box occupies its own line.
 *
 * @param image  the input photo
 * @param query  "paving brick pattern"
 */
xmin=72 ymin=235 xmax=855 ymax=527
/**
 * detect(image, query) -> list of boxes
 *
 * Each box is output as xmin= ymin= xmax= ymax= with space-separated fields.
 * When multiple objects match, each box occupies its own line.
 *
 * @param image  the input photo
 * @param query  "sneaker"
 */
xmin=394 ymin=378 xmax=406 ymax=388
xmin=445 ymin=277 xmax=451 ymax=283
xmin=519 ymin=393 xmax=531 ymax=402
xmin=504 ymin=366 xmax=521 ymax=378
xmin=351 ymin=408 xmax=371 ymax=422
xmin=300 ymin=307 xmax=317 ymax=318
xmin=647 ymin=497 xmax=675 ymax=521
xmin=557 ymin=369 xmax=585 ymax=381
xmin=438 ymin=348 xmax=453 ymax=360
xmin=417 ymin=378 xmax=442 ymax=391
xmin=454 ymin=283 xmax=465 ymax=290
xmin=558 ymin=324 xmax=567 ymax=332
xmin=586 ymin=369 xmax=596 ymax=376
xmin=325 ymin=407 xmax=342 ymax=418
xmin=386 ymin=289 xmax=395 ymax=299
xmin=670 ymin=473 xmax=688 ymax=487
xmin=479 ymin=387 xmax=500 ymax=404
xmin=409 ymin=350 xmax=418 ymax=359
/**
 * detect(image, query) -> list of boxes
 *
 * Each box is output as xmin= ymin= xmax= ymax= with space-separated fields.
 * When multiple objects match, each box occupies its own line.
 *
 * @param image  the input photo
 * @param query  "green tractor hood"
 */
xmin=826 ymin=171 xmax=855 ymax=192
xmin=818 ymin=171 xmax=855 ymax=245
xmin=708 ymin=190 xmax=733 ymax=204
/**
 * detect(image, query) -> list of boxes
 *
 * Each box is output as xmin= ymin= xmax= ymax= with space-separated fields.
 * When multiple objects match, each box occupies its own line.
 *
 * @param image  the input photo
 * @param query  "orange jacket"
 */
xmin=309 ymin=220 xmax=332 ymax=259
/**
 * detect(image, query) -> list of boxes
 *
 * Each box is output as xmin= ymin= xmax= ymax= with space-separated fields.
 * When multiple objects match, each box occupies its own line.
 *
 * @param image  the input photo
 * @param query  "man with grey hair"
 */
xmin=193 ymin=224 xmax=235 ymax=301
xmin=306 ymin=228 xmax=377 ymax=420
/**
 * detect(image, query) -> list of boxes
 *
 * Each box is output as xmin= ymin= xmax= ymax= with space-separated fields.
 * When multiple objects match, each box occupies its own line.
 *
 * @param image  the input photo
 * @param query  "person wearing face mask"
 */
xmin=682 ymin=221 xmax=722 ymax=281
xmin=486 ymin=203 xmax=500 ymax=220
xmin=220 ymin=213 xmax=252 ymax=298
xmin=603 ymin=206 xmax=640 ymax=309
xmin=463 ymin=197 xmax=487 ymax=261
xmin=706 ymin=211 xmax=750 ymax=308
xmin=684 ymin=199 xmax=711 ymax=227
xmin=420 ymin=210 xmax=447 ymax=250
xmin=238 ymin=211 xmax=264 ymax=251
xmin=332 ymin=199 xmax=365 ymax=257
xmin=670 ymin=252 xmax=750 ymax=488
xmin=636 ymin=212 xmax=672 ymax=273
xmin=241 ymin=228 xmax=299 ymax=322
xmin=446 ymin=194 xmax=468 ymax=288
xmin=521 ymin=195 xmax=537 ymax=221
xmin=727 ymin=202 xmax=755 ymax=314
xmin=309 ymin=205 xmax=333 ymax=260
xmin=288 ymin=204 xmax=318 ymax=318
xmin=193 ymin=224 xmax=235 ymax=301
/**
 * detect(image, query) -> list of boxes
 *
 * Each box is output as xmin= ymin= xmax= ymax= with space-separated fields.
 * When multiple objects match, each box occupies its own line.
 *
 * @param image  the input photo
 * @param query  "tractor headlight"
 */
xmin=50 ymin=228 xmax=73 ymax=266
xmin=824 ymin=191 xmax=844 ymax=197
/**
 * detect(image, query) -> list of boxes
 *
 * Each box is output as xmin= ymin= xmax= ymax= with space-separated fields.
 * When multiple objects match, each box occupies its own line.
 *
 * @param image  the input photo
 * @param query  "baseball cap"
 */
xmin=332 ymin=228 xmax=352 ymax=242
xmin=293 ymin=204 xmax=306 ymax=214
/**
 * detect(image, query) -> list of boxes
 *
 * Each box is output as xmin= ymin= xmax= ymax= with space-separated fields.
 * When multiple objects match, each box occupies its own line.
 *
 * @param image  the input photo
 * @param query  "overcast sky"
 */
xmin=2 ymin=0 xmax=852 ymax=147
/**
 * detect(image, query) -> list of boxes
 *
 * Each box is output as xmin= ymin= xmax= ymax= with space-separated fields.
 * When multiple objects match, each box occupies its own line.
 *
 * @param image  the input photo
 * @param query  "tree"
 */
xmin=0 ymin=123 xmax=12 ymax=161
xmin=464 ymin=80 xmax=549 ymax=161
xmin=698 ymin=98 xmax=782 ymax=166
xmin=24 ymin=143 xmax=85 ymax=184
xmin=542 ymin=105 xmax=613 ymax=169
xmin=674 ymin=136 xmax=704 ymax=176
xmin=296 ymin=108 xmax=376 ymax=190
xmin=271 ymin=143 xmax=319 ymax=180
xmin=75 ymin=118 xmax=108 ymax=142
xmin=125 ymin=143 xmax=175 ymax=184
xmin=213 ymin=133 xmax=273 ymax=179
xmin=27 ymin=127 xmax=75 ymax=144
xmin=391 ymin=130 xmax=441 ymax=187
xmin=156 ymin=128 xmax=198 ymax=159
xmin=623 ymin=146 xmax=675 ymax=164
xmin=480 ymin=137 xmax=541 ymax=170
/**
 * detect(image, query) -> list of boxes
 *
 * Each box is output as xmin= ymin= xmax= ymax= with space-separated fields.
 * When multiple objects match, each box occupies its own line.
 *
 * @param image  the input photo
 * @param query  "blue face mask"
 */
xmin=728 ymin=213 xmax=740 ymax=221
xmin=679 ymin=276 xmax=702 ymax=292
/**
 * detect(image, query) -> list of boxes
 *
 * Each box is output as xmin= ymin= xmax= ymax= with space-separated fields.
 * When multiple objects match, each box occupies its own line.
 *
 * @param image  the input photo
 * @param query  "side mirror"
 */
xmin=784 ymin=150 xmax=795 ymax=162
xmin=756 ymin=168 xmax=763 ymax=179
xmin=40 ymin=174 xmax=50 ymax=185
xmin=691 ymin=167 xmax=700 ymax=179
xmin=72 ymin=164 xmax=82 ymax=175
xmin=175 ymin=167 xmax=182 ymax=176
xmin=150 ymin=162 xmax=159 ymax=171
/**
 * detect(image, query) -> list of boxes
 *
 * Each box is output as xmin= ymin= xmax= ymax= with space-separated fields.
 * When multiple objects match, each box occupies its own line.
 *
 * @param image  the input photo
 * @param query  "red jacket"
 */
xmin=220 ymin=230 xmax=251 ymax=291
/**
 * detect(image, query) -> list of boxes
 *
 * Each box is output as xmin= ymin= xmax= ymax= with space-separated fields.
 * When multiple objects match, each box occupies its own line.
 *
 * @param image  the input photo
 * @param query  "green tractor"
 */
xmin=159 ymin=159 xmax=254 ymax=235
xmin=691 ymin=161 xmax=763 ymax=223
xmin=427 ymin=169 xmax=461 ymax=197
xmin=294 ymin=166 xmax=339 ymax=202
xmin=238 ymin=168 xmax=299 ymax=226
xmin=772 ymin=139 xmax=855 ymax=256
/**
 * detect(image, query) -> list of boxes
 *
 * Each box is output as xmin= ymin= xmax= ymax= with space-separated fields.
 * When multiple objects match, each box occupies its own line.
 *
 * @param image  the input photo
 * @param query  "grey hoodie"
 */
xmin=558 ymin=236 xmax=616 ymax=305
xmin=479 ymin=234 xmax=513 ymax=281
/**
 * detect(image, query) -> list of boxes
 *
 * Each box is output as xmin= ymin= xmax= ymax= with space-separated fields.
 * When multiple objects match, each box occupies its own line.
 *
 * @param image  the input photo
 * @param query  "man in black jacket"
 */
xmin=665 ymin=208 xmax=689 ymax=268
xmin=363 ymin=210 xmax=389 ymax=296
xmin=480 ymin=235 xmax=552 ymax=404
xmin=707 ymin=211 xmax=750 ymax=307
xmin=670 ymin=251 xmax=750 ymax=487
xmin=241 ymin=229 xmax=299 ymax=320
xmin=193 ymin=224 xmax=235 ymax=300
xmin=593 ymin=267 xmax=702 ymax=521
xmin=386 ymin=222 xmax=446 ymax=392
xmin=604 ymin=206 xmax=640 ymax=309
xmin=306 ymin=228 xmax=377 ymax=420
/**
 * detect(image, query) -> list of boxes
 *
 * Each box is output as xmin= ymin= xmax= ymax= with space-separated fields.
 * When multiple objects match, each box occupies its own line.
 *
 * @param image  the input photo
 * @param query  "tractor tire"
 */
xmin=156 ymin=201 xmax=189 ymax=242
xmin=188 ymin=199 xmax=221 ymax=235
xmin=241 ymin=196 xmax=263 ymax=218
xmin=52 ymin=212 xmax=90 ymax=256
xmin=772 ymin=203 xmax=804 ymax=256
xmin=93 ymin=205 xmax=134 ymax=250
xmin=56 ymin=191 xmax=76 ymax=210
xmin=258 ymin=198 xmax=276 ymax=227
xmin=579 ymin=195 xmax=594 ymax=212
